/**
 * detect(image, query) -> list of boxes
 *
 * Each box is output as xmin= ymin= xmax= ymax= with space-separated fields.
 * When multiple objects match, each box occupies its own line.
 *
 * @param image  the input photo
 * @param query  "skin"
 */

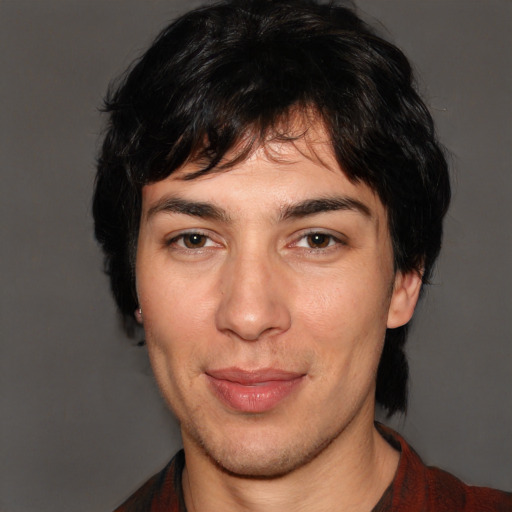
xmin=135 ymin=127 xmax=422 ymax=511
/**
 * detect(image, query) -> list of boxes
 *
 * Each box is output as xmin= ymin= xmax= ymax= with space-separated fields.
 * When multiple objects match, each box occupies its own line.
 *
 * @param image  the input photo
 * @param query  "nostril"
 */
xmin=215 ymin=291 xmax=292 ymax=341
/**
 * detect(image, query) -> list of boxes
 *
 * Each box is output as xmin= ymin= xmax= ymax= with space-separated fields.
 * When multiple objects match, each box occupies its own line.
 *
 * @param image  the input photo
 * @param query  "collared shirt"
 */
xmin=114 ymin=425 xmax=512 ymax=511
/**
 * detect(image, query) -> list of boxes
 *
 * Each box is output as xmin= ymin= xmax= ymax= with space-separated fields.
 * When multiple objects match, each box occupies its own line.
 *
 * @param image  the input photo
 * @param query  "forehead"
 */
xmin=141 ymin=122 xmax=386 ymax=225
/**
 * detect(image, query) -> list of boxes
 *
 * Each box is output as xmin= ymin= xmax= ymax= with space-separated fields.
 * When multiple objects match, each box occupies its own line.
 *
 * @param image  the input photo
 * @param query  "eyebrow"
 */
xmin=146 ymin=197 xmax=230 ymax=222
xmin=279 ymin=196 xmax=372 ymax=221
xmin=146 ymin=195 xmax=371 ymax=224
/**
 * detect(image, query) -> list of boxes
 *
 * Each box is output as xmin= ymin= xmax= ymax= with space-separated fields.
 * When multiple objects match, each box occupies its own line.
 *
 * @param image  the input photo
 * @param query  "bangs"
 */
xmin=177 ymin=105 xmax=334 ymax=180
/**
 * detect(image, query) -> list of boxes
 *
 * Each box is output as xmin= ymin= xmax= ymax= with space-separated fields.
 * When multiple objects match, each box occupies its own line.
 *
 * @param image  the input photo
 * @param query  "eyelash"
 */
xmin=292 ymin=231 xmax=346 ymax=252
xmin=165 ymin=231 xmax=218 ymax=250
xmin=165 ymin=230 xmax=345 ymax=253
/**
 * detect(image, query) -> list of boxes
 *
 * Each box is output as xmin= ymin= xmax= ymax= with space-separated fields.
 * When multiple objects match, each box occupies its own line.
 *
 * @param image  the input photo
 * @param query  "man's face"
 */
xmin=136 ymin=127 xmax=418 ymax=477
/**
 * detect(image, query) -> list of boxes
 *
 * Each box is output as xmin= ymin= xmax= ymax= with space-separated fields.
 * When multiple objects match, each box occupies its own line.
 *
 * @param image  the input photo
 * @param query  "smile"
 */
xmin=205 ymin=368 xmax=305 ymax=413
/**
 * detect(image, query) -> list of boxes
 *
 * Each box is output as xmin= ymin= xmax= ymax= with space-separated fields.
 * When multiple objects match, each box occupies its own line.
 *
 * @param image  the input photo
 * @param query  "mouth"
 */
xmin=205 ymin=368 xmax=306 ymax=413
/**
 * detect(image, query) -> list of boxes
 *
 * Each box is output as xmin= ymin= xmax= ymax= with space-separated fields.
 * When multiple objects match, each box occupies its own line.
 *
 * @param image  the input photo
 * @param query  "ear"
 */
xmin=134 ymin=308 xmax=144 ymax=324
xmin=387 ymin=270 xmax=423 ymax=329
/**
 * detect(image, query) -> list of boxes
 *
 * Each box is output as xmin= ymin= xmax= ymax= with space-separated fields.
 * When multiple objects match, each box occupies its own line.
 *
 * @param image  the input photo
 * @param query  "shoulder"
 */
xmin=376 ymin=423 xmax=512 ymax=512
xmin=424 ymin=465 xmax=512 ymax=512
xmin=113 ymin=450 xmax=185 ymax=512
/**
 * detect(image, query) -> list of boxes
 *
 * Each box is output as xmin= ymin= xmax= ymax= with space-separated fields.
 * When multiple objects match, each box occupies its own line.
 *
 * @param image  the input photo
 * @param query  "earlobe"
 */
xmin=387 ymin=270 xmax=423 ymax=329
xmin=135 ymin=307 xmax=143 ymax=324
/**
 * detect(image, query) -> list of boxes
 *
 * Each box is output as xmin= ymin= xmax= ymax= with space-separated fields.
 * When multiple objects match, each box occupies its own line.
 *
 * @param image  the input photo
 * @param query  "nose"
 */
xmin=215 ymin=251 xmax=292 ymax=341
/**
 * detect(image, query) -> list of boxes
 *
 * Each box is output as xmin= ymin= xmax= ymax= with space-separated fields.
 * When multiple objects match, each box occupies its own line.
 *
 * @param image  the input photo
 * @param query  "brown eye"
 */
xmin=183 ymin=233 xmax=207 ymax=248
xmin=306 ymin=233 xmax=331 ymax=248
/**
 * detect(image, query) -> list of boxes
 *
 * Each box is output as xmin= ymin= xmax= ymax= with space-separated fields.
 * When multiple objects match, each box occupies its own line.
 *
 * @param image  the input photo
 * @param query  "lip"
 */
xmin=205 ymin=368 xmax=305 ymax=413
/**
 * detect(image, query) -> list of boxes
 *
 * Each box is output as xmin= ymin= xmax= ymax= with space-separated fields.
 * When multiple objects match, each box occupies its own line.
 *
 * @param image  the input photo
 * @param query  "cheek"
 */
xmin=297 ymin=265 xmax=391 ymax=334
xmin=295 ymin=266 xmax=391 ymax=377
xmin=139 ymin=261 xmax=215 ymax=332
xmin=141 ymin=287 xmax=212 ymax=418
xmin=137 ymin=268 xmax=216 ymax=391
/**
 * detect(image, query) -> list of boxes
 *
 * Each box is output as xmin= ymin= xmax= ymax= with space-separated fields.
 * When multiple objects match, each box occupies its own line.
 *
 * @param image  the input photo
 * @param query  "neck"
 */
xmin=182 ymin=409 xmax=399 ymax=512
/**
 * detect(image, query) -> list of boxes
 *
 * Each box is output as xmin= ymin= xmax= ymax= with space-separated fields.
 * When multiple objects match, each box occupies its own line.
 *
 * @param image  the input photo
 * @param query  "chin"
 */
xmin=188 ymin=422 xmax=335 ymax=479
xmin=214 ymin=449 xmax=311 ymax=479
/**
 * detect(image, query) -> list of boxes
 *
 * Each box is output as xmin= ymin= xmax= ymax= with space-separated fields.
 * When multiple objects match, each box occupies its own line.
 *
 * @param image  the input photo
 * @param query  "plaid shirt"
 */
xmin=114 ymin=424 xmax=511 ymax=512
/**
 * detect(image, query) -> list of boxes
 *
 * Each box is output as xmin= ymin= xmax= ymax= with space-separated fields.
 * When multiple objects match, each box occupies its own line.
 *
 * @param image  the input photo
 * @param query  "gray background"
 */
xmin=1 ymin=1 xmax=511 ymax=510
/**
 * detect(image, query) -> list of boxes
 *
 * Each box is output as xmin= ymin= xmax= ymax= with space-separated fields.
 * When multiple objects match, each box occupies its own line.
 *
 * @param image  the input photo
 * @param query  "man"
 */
xmin=93 ymin=0 xmax=511 ymax=510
